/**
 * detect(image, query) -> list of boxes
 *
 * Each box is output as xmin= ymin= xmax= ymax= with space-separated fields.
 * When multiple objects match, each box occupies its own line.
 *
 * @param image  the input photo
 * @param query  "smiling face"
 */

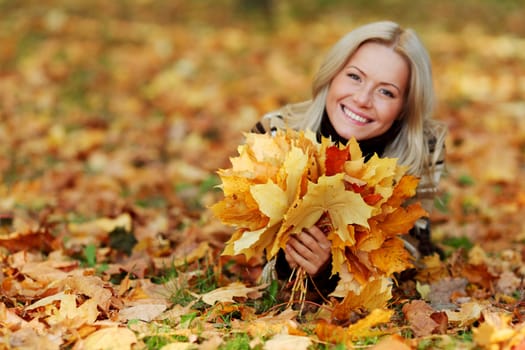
xmin=325 ymin=41 xmax=410 ymax=141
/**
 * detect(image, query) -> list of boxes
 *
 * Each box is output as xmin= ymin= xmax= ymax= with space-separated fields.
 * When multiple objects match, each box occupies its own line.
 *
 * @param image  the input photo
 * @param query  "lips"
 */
xmin=341 ymin=105 xmax=370 ymax=124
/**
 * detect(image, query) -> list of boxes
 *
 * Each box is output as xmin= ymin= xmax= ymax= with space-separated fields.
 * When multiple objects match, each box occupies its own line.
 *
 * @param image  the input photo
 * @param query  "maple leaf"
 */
xmin=383 ymin=175 xmax=420 ymax=209
xmin=271 ymin=173 xmax=373 ymax=257
xmin=372 ymin=203 xmax=427 ymax=237
xmin=211 ymin=182 xmax=269 ymax=231
xmin=325 ymin=144 xmax=349 ymax=175
xmin=369 ymin=237 xmax=414 ymax=276
xmin=251 ymin=146 xmax=309 ymax=225
xmin=332 ymin=277 xmax=393 ymax=318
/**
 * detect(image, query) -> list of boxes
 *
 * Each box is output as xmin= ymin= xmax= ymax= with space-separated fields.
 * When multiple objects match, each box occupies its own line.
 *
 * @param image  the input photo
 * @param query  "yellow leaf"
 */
xmin=250 ymin=145 xmax=310 ymax=225
xmin=347 ymin=137 xmax=362 ymax=160
xmin=43 ymin=293 xmax=99 ymax=328
xmin=360 ymin=154 xmax=399 ymax=187
xmin=244 ymin=131 xmax=286 ymax=162
xmin=232 ymin=227 xmax=267 ymax=257
xmin=473 ymin=311 xmax=517 ymax=346
xmin=251 ymin=180 xmax=288 ymax=226
xmin=445 ymin=301 xmax=486 ymax=327
xmin=347 ymin=308 xmax=394 ymax=341
xmin=337 ymin=277 xmax=393 ymax=312
xmin=273 ymin=173 xmax=373 ymax=257
xmin=82 ymin=327 xmax=137 ymax=350
xmin=329 ymin=230 xmax=353 ymax=276
xmin=282 ymin=145 xmax=310 ymax=205
xmin=211 ymin=185 xmax=269 ymax=231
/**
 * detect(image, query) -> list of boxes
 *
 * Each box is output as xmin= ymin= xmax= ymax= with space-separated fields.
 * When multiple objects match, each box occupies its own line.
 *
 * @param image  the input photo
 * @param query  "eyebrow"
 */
xmin=348 ymin=65 xmax=402 ymax=94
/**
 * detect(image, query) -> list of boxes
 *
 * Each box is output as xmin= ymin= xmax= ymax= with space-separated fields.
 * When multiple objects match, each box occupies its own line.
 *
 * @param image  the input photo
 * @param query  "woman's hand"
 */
xmin=284 ymin=225 xmax=332 ymax=277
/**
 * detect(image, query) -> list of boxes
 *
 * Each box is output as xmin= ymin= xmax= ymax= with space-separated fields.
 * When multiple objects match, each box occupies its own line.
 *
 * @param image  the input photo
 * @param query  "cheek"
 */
xmin=380 ymin=101 xmax=404 ymax=122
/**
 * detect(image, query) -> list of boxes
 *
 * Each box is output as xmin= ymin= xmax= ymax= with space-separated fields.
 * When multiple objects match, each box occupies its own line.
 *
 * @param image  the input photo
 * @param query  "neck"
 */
xmin=318 ymin=112 xmax=401 ymax=159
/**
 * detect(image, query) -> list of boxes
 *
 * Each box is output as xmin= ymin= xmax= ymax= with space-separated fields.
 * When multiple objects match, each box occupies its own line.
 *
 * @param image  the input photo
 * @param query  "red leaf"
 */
xmin=325 ymin=145 xmax=349 ymax=176
xmin=363 ymin=193 xmax=383 ymax=205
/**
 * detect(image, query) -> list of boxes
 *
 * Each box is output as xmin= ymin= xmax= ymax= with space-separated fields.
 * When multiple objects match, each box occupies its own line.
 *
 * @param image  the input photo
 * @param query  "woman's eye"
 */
xmin=347 ymin=73 xmax=360 ymax=81
xmin=379 ymin=88 xmax=395 ymax=98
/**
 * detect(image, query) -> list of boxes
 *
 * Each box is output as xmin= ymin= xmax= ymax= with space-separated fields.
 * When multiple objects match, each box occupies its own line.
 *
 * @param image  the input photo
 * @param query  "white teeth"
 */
xmin=342 ymin=106 xmax=368 ymax=123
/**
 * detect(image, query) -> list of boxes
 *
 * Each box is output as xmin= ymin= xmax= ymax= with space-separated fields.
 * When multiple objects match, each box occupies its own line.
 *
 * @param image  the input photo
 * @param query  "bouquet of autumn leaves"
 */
xmin=211 ymin=129 xmax=426 ymax=304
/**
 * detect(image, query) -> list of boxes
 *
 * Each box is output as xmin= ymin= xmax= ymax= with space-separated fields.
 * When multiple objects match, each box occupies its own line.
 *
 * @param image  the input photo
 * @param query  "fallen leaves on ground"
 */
xmin=1 ymin=1 xmax=525 ymax=349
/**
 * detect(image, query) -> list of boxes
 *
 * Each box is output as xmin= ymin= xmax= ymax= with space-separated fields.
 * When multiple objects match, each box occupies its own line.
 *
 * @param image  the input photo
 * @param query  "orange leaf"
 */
xmin=211 ymin=188 xmax=269 ymax=231
xmin=0 ymin=229 xmax=57 ymax=253
xmin=385 ymin=175 xmax=420 ymax=208
xmin=345 ymin=249 xmax=373 ymax=285
xmin=375 ymin=203 xmax=428 ymax=237
xmin=369 ymin=238 xmax=413 ymax=276
xmin=315 ymin=320 xmax=349 ymax=345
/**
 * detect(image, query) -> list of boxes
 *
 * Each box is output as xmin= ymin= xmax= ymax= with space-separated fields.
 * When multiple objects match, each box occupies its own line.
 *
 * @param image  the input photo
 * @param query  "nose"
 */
xmin=352 ymin=85 xmax=373 ymax=107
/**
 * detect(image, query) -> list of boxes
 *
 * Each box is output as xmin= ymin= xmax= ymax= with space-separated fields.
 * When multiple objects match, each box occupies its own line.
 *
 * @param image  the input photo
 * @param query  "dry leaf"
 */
xmin=79 ymin=327 xmax=137 ymax=350
xmin=371 ymin=334 xmax=411 ymax=350
xmin=200 ymin=282 xmax=266 ymax=305
xmin=445 ymin=301 xmax=486 ymax=327
xmin=263 ymin=333 xmax=312 ymax=350
xmin=347 ymin=308 xmax=394 ymax=340
xmin=402 ymin=300 xmax=441 ymax=337
xmin=118 ymin=304 xmax=167 ymax=322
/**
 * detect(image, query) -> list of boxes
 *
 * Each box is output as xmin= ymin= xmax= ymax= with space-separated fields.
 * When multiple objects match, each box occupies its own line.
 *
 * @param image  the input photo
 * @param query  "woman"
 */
xmin=252 ymin=21 xmax=447 ymax=298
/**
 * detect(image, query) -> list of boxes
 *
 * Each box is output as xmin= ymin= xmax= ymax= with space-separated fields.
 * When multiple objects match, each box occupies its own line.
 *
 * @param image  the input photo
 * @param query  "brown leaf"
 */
xmin=402 ymin=300 xmax=440 ymax=337
xmin=0 ymin=229 xmax=58 ymax=253
xmin=461 ymin=264 xmax=496 ymax=290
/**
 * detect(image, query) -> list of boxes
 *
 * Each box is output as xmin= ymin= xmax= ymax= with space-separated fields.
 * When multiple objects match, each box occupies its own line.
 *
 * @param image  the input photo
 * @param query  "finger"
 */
xmin=286 ymin=244 xmax=318 ymax=275
xmin=294 ymin=231 xmax=317 ymax=253
xmin=287 ymin=237 xmax=331 ymax=273
xmin=306 ymin=226 xmax=331 ymax=248
xmin=290 ymin=235 xmax=327 ymax=264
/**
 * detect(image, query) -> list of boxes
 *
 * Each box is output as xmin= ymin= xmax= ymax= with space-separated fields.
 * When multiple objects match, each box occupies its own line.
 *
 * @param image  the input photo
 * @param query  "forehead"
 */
xmin=345 ymin=42 xmax=409 ymax=86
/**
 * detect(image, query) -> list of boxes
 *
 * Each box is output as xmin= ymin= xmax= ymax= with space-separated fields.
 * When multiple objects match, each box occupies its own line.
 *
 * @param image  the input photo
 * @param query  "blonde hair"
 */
xmin=272 ymin=21 xmax=446 ymax=177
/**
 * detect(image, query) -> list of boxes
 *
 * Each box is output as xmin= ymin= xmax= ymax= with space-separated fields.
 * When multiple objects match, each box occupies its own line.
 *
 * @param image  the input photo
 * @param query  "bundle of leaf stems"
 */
xmin=287 ymin=267 xmax=308 ymax=312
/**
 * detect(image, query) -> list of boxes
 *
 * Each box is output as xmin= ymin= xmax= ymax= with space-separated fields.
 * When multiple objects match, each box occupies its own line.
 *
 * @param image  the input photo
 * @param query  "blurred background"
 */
xmin=1 ymin=0 xmax=524 ymax=251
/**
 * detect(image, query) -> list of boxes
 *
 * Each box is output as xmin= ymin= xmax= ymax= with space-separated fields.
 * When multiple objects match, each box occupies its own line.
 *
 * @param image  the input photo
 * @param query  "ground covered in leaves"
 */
xmin=1 ymin=1 xmax=525 ymax=349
